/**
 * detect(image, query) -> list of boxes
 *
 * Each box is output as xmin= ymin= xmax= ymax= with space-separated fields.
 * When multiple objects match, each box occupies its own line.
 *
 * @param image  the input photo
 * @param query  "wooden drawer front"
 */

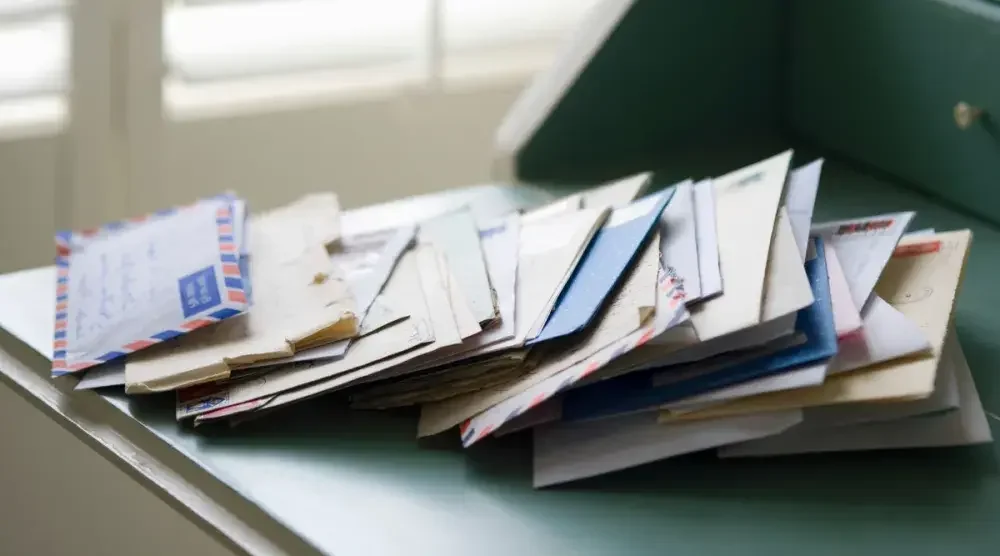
xmin=788 ymin=0 xmax=1000 ymax=224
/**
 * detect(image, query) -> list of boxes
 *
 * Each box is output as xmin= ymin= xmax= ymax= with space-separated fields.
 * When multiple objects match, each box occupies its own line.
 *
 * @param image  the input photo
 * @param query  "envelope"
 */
xmin=719 ymin=328 xmax=990 ymax=457
xmin=659 ymin=230 xmax=972 ymax=421
xmin=216 ymin=243 xmax=470 ymax=419
xmin=54 ymin=197 xmax=250 ymax=376
xmin=688 ymin=150 xmax=792 ymax=340
xmin=528 ymin=190 xmax=673 ymax=345
xmin=174 ymin=246 xmax=439 ymax=419
xmin=515 ymin=207 xmax=610 ymax=344
xmin=812 ymin=211 xmax=915 ymax=310
xmin=785 ymin=159 xmax=823 ymax=260
xmin=249 ymin=193 xmax=342 ymax=264
xmin=692 ymin=179 xmax=722 ymax=300
xmin=581 ymin=172 xmax=652 ymax=210
xmin=661 ymin=362 xmax=828 ymax=415
xmin=658 ymin=181 xmax=700 ymax=300
xmin=418 ymin=232 xmax=670 ymax=439
xmin=396 ymin=214 xmax=522 ymax=370
xmin=125 ymin=243 xmax=358 ymax=393
xmin=668 ymin=249 xmax=927 ymax=412
xmin=532 ymin=409 xmax=802 ymax=488
xmin=333 ymin=224 xmax=416 ymax=322
xmin=795 ymin=329 xmax=962 ymax=430
xmin=591 ymin=207 xmax=813 ymax=381
xmin=565 ymin=235 xmax=834 ymax=423
xmin=825 ymin=242 xmax=863 ymax=337
xmin=523 ymin=194 xmax=582 ymax=223
xmin=420 ymin=208 xmax=497 ymax=326
xmin=124 ymin=197 xmax=360 ymax=393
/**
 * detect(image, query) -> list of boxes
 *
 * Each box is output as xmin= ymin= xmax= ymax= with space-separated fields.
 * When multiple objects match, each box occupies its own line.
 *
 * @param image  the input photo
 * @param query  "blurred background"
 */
xmin=0 ymin=0 xmax=600 ymax=272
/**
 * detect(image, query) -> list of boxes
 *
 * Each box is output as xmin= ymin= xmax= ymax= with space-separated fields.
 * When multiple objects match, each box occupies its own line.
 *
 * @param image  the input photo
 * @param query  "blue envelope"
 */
xmin=527 ymin=188 xmax=675 ymax=346
xmin=562 ymin=236 xmax=836 ymax=422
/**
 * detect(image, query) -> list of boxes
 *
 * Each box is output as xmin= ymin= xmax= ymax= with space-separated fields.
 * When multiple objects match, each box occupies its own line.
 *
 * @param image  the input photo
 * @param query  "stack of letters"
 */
xmin=21 ymin=149 xmax=993 ymax=487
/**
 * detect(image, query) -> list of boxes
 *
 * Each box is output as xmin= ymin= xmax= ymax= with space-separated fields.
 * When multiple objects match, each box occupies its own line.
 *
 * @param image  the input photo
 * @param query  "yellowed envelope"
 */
xmin=250 ymin=193 xmax=342 ymax=264
xmin=125 ymin=198 xmax=358 ymax=393
xmin=175 ymin=246 xmax=438 ymax=418
xmin=688 ymin=151 xmax=792 ymax=340
xmin=243 ymin=243 xmax=469 ymax=415
xmin=659 ymin=230 xmax=972 ymax=423
xmin=417 ymin=232 xmax=661 ymax=437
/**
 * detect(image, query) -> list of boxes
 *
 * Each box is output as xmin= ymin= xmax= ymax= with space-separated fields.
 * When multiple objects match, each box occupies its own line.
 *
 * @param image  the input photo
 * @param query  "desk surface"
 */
xmin=2 ymin=167 xmax=999 ymax=556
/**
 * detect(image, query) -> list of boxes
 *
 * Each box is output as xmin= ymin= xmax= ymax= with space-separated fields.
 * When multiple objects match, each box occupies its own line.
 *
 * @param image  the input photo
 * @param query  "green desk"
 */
xmin=2 ymin=155 xmax=998 ymax=555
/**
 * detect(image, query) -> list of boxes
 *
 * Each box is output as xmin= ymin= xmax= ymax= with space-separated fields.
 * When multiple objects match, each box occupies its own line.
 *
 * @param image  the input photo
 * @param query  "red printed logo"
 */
xmin=893 ymin=240 xmax=941 ymax=258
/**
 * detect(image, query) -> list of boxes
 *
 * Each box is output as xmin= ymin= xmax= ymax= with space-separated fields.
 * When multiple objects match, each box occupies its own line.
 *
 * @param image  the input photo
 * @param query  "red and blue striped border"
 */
xmin=460 ymin=271 xmax=687 ymax=447
xmin=52 ymin=196 xmax=248 ymax=377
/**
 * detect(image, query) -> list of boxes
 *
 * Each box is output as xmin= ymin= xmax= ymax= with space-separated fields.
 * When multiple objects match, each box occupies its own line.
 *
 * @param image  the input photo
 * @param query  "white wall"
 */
xmin=0 ymin=79 xmax=525 ymax=274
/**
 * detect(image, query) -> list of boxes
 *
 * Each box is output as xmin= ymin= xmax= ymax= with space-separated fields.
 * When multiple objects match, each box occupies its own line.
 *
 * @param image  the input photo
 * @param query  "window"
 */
xmin=0 ymin=0 xmax=67 ymax=134
xmin=0 ymin=0 xmax=601 ymax=130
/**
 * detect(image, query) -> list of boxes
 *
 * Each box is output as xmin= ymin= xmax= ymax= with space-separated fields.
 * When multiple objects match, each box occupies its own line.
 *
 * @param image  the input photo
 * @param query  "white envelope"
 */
xmin=688 ymin=150 xmax=792 ymax=341
xmin=418 ymin=233 xmax=668 ymax=439
xmin=828 ymin=294 xmax=930 ymax=374
xmin=658 ymin=180 xmax=701 ymax=300
xmin=812 ymin=212 xmax=915 ymax=310
xmin=511 ymin=207 xmax=609 ymax=346
xmin=533 ymin=409 xmax=802 ymax=488
xmin=719 ymin=330 xmax=990 ymax=457
xmin=692 ymin=179 xmax=722 ymax=300
xmin=785 ymin=159 xmax=823 ymax=261
xmin=420 ymin=208 xmax=497 ymax=326
xmin=825 ymin=243 xmax=863 ymax=337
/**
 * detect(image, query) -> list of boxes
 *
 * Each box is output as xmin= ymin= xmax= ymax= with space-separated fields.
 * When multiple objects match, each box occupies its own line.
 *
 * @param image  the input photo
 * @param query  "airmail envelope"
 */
xmin=53 ymin=196 xmax=249 ymax=376
xmin=125 ymin=197 xmax=359 ymax=393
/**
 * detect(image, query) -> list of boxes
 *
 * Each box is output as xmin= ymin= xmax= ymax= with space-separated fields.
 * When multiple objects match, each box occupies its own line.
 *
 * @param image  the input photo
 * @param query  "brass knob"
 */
xmin=954 ymin=102 xmax=983 ymax=130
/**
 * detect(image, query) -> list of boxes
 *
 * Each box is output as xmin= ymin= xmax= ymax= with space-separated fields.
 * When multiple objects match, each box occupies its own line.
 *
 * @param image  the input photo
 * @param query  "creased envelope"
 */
xmin=658 ymin=180 xmax=700 ymax=300
xmin=812 ymin=211 xmax=915 ymax=310
xmin=126 ymin=242 xmax=358 ymax=393
xmin=174 ymin=247 xmax=436 ymax=419
xmin=420 ymin=208 xmax=497 ymax=326
xmin=418 ymin=231 xmax=666 ymax=438
xmin=659 ymin=230 xmax=972 ymax=421
xmin=688 ymin=150 xmax=792 ymax=341
xmin=124 ymin=196 xmax=357 ymax=392
xmin=401 ymin=214 xmax=521 ymax=369
xmin=692 ymin=179 xmax=722 ymax=300
xmin=625 ymin=207 xmax=813 ymax=371
xmin=785 ymin=159 xmax=823 ymax=260
xmin=214 ymin=243 xmax=468 ymax=419
xmin=514 ymin=207 xmax=610 ymax=345
xmin=250 ymin=193 xmax=342 ymax=264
